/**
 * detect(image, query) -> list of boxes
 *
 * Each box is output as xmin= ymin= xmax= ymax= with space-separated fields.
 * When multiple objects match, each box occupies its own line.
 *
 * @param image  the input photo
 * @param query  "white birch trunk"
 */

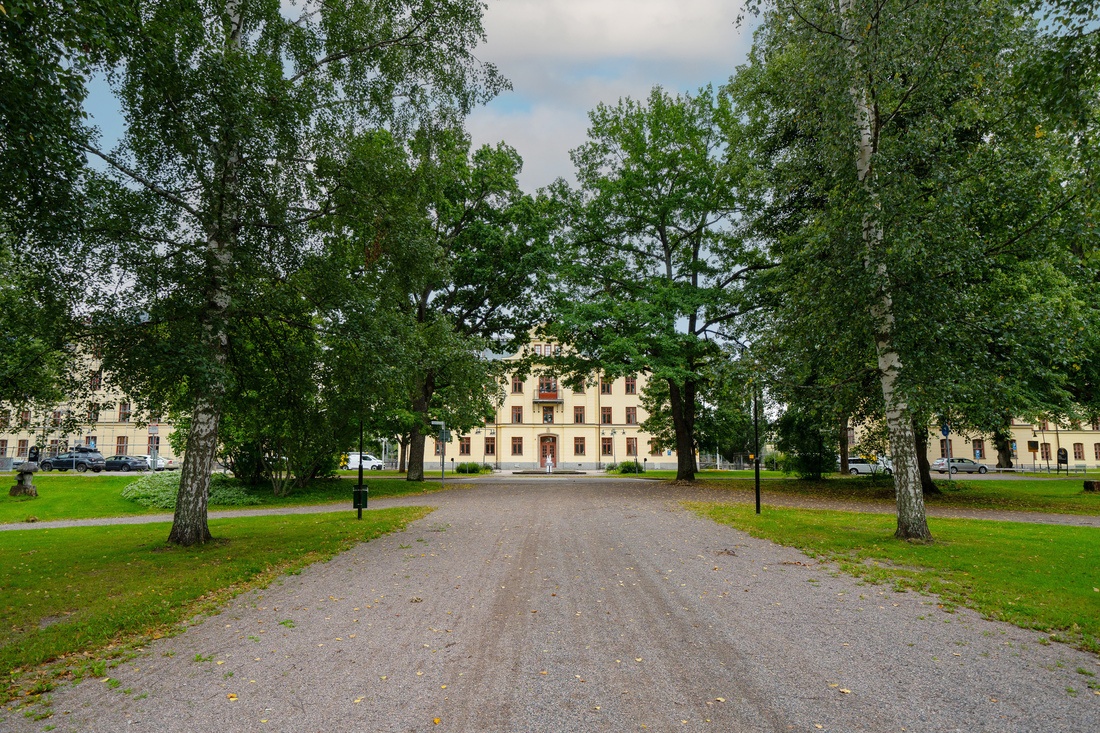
xmin=839 ymin=0 xmax=931 ymax=541
xmin=168 ymin=0 xmax=241 ymax=545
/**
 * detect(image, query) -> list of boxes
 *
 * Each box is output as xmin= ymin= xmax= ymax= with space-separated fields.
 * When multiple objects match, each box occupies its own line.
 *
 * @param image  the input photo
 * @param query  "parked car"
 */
xmin=104 ymin=455 xmax=151 ymax=472
xmin=931 ymin=457 xmax=988 ymax=474
xmin=344 ymin=452 xmax=384 ymax=470
xmin=842 ymin=457 xmax=893 ymax=475
xmin=40 ymin=450 xmax=106 ymax=473
xmin=135 ymin=454 xmax=175 ymax=471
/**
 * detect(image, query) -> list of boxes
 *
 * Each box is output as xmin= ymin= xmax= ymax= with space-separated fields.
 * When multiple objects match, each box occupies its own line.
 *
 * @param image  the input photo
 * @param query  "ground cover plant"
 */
xmin=689 ymin=476 xmax=1100 ymax=516
xmin=0 ymin=474 xmax=450 ymax=524
xmin=689 ymin=502 xmax=1100 ymax=656
xmin=0 ymin=506 xmax=432 ymax=704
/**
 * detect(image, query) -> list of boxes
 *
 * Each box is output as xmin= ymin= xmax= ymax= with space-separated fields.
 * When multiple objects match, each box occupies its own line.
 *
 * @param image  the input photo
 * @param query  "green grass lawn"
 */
xmin=689 ymin=502 xmax=1100 ymax=655
xmin=689 ymin=475 xmax=1100 ymax=515
xmin=0 ymin=474 xmax=452 ymax=525
xmin=0 ymin=506 xmax=432 ymax=703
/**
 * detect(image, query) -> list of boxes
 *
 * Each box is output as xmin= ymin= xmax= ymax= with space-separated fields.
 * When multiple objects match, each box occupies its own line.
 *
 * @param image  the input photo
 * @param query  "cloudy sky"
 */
xmin=468 ymin=0 xmax=755 ymax=190
xmin=83 ymin=1 xmax=756 ymax=192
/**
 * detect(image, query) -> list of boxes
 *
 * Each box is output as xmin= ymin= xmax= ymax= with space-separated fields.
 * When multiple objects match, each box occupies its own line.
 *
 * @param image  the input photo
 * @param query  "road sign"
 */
xmin=940 ymin=422 xmax=950 ymax=437
xmin=148 ymin=424 xmax=159 ymax=435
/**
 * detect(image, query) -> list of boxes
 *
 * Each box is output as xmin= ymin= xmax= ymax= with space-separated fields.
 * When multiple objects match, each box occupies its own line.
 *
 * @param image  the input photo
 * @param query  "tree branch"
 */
xmin=79 ymin=143 xmax=201 ymax=219
xmin=286 ymin=13 xmax=436 ymax=84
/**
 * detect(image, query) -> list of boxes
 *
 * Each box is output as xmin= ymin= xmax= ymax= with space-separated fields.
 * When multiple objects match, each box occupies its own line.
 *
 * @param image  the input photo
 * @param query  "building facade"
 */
xmin=924 ymin=417 xmax=1100 ymax=471
xmin=428 ymin=338 xmax=681 ymax=471
xmin=0 ymin=373 xmax=177 ymax=467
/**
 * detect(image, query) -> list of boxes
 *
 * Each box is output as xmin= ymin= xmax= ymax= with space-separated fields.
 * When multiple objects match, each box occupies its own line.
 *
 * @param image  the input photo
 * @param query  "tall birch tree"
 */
xmin=740 ymin=1 xmax=1095 ymax=540
xmin=86 ymin=0 xmax=502 ymax=544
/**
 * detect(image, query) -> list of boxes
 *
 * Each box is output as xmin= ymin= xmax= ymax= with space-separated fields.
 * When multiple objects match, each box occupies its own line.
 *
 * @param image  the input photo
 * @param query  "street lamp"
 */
xmin=601 ymin=428 xmax=619 ymax=467
xmin=476 ymin=427 xmax=496 ymax=472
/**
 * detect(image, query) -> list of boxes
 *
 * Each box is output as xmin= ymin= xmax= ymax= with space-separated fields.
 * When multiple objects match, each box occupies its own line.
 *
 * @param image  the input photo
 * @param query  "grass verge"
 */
xmin=0 ymin=474 xmax=451 ymax=524
xmin=688 ymin=502 xmax=1100 ymax=655
xmin=0 ymin=506 xmax=432 ymax=704
xmin=691 ymin=476 xmax=1100 ymax=515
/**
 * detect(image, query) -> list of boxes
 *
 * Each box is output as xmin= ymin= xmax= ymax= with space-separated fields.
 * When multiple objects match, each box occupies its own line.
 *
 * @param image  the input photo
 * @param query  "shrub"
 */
xmin=482 ymin=463 xmax=495 ymax=473
xmin=603 ymin=462 xmax=619 ymax=472
xmin=618 ymin=461 xmax=644 ymax=473
xmin=121 ymin=472 xmax=262 ymax=509
xmin=455 ymin=462 xmax=483 ymax=474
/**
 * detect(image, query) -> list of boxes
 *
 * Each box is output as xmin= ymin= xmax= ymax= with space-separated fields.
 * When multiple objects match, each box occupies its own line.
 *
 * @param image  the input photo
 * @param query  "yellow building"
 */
xmin=925 ymin=417 xmax=1100 ymax=472
xmin=0 ymin=373 xmax=177 ymax=468
xmin=429 ymin=338 xmax=682 ymax=471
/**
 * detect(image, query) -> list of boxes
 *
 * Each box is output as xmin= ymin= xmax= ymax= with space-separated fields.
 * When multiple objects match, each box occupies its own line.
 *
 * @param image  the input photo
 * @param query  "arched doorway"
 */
xmin=539 ymin=435 xmax=557 ymax=468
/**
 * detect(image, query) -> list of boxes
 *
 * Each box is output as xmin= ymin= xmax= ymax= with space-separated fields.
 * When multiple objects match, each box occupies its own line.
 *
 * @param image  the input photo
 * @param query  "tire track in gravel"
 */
xmin=2 ymin=478 xmax=1097 ymax=733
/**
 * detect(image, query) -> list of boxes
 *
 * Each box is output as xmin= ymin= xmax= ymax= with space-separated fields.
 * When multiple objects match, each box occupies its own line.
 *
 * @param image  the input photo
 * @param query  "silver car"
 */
xmin=931 ymin=457 xmax=988 ymax=474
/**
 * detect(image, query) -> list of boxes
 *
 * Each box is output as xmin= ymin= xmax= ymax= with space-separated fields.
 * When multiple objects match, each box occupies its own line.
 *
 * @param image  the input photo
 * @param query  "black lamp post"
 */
xmin=753 ymin=385 xmax=760 ymax=514
xmin=354 ymin=418 xmax=367 ymax=519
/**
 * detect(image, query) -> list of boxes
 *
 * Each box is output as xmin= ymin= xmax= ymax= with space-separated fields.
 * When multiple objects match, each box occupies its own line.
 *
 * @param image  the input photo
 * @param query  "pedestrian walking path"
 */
xmin=5 ymin=474 xmax=1098 ymax=531
xmin=3 ymin=479 xmax=1096 ymax=732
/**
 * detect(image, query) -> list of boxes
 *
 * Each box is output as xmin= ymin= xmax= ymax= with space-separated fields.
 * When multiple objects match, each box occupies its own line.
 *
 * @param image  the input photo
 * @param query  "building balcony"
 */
xmin=533 ymin=390 xmax=563 ymax=403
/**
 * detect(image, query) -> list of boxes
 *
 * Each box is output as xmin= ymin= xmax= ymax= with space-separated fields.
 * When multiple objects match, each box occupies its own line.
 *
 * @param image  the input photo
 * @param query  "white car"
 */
xmin=135 ymin=454 xmax=176 ymax=471
xmin=344 ymin=452 xmax=384 ymax=470
xmin=843 ymin=457 xmax=893 ymax=475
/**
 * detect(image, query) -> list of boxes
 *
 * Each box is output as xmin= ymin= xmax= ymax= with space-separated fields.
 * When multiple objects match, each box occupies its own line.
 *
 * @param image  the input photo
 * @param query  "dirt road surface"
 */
xmin=4 ymin=478 xmax=1097 ymax=732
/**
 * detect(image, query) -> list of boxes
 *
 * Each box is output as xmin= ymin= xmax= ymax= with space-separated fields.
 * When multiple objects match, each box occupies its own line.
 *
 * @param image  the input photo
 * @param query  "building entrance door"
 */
xmin=540 ymin=436 xmax=557 ymax=468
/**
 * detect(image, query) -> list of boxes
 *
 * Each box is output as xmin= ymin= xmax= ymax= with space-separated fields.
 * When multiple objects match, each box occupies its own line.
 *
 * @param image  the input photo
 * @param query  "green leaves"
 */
xmin=546 ymin=86 xmax=761 ymax=479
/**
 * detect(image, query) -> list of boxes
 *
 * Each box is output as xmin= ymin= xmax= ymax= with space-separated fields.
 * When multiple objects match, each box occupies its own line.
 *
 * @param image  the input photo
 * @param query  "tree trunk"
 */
xmin=405 ymin=376 xmax=435 ymax=482
xmin=668 ymin=379 xmax=696 ymax=482
xmin=406 ymin=426 xmax=426 ymax=481
xmin=993 ymin=419 xmax=1014 ymax=468
xmin=168 ymin=394 xmax=218 ymax=546
xmin=167 ymin=0 xmax=242 ymax=545
xmin=839 ymin=415 xmax=850 ymax=474
xmin=912 ymin=417 xmax=940 ymax=495
xmin=398 ymin=435 xmax=408 ymax=473
xmin=841 ymin=0 xmax=931 ymax=541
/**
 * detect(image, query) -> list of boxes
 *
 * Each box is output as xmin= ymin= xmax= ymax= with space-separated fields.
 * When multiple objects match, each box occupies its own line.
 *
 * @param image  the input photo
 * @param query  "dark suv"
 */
xmin=41 ymin=449 xmax=106 ymax=473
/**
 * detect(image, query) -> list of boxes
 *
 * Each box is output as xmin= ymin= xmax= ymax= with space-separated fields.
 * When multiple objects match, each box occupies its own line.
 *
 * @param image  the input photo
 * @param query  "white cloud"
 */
xmin=480 ymin=0 xmax=748 ymax=62
xmin=468 ymin=0 xmax=756 ymax=191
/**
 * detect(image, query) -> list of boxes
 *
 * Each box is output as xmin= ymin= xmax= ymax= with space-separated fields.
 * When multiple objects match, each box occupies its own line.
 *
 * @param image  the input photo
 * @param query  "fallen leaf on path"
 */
xmin=715 ymin=697 xmax=725 ymax=703
xmin=354 ymin=697 xmax=363 ymax=704
xmin=227 ymin=693 xmax=238 ymax=701
xmin=433 ymin=718 xmax=441 ymax=724
xmin=839 ymin=689 xmax=851 ymax=694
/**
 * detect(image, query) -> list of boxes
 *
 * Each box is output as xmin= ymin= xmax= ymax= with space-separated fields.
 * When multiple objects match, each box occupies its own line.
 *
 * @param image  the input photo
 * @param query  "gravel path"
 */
xmin=3 ymin=478 xmax=1098 ymax=732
